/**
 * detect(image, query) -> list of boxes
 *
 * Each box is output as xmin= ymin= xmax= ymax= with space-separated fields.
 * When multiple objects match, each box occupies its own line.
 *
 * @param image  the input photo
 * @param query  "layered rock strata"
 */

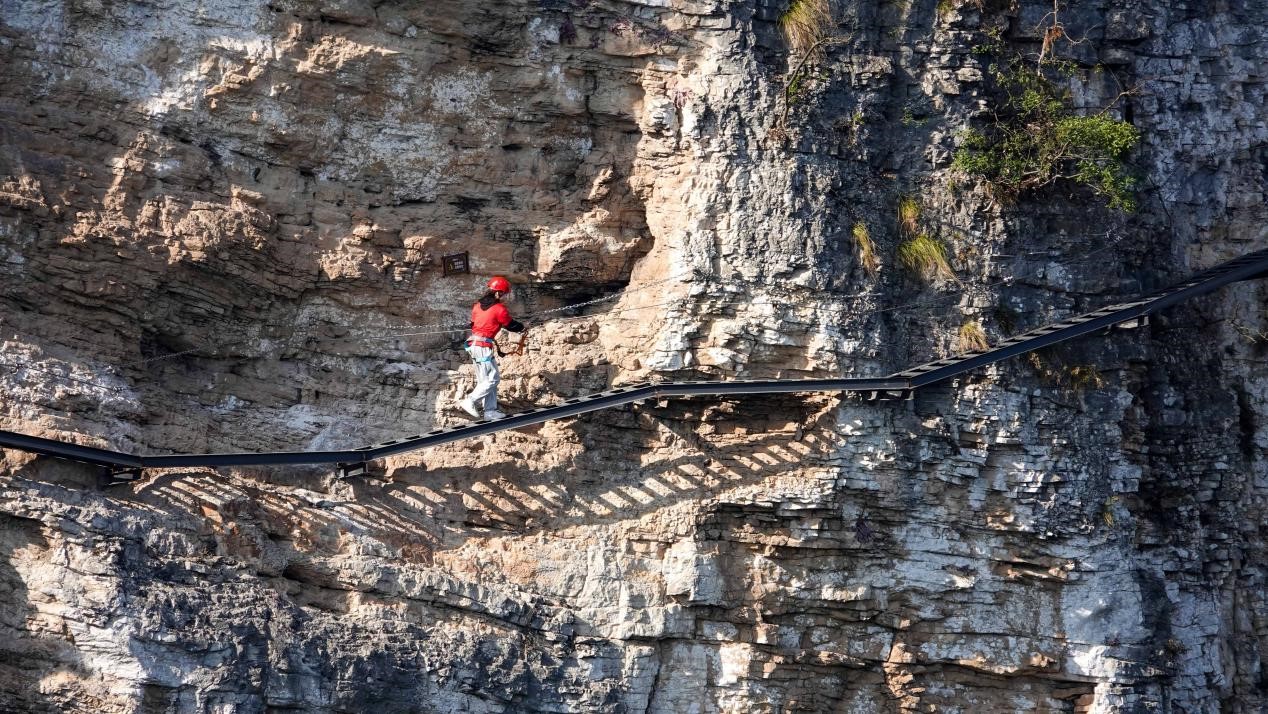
xmin=2 ymin=0 xmax=1267 ymax=711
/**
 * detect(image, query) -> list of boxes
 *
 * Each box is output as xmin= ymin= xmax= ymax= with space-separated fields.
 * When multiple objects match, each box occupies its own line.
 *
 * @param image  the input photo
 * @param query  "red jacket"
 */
xmin=470 ymin=298 xmax=522 ymax=339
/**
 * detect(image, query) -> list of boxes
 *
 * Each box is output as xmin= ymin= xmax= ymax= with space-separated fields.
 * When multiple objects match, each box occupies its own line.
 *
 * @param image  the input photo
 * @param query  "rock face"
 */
xmin=2 ymin=0 xmax=1267 ymax=711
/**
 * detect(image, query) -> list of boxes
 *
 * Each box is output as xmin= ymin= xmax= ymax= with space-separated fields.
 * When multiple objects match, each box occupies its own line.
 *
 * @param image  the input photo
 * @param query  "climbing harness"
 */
xmin=464 ymin=336 xmax=496 ymax=363
xmin=463 ymin=330 xmax=528 ymax=360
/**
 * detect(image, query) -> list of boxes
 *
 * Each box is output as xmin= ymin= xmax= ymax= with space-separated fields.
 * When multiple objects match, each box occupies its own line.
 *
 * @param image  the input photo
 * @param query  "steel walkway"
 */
xmin=3 ymin=249 xmax=1267 ymax=481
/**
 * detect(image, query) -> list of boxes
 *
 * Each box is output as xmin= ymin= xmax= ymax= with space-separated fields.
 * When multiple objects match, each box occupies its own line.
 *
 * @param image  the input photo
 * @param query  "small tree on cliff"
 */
xmin=775 ymin=0 xmax=846 ymax=130
xmin=952 ymin=60 xmax=1140 ymax=211
xmin=952 ymin=4 xmax=1141 ymax=211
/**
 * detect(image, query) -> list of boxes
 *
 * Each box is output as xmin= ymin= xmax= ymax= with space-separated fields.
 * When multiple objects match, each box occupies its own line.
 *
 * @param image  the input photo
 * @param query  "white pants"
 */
xmin=465 ymin=344 xmax=500 ymax=413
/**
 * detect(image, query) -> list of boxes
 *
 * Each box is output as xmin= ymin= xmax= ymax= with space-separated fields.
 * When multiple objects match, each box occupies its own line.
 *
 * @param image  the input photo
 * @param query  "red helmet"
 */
xmin=487 ymin=276 xmax=511 ymax=292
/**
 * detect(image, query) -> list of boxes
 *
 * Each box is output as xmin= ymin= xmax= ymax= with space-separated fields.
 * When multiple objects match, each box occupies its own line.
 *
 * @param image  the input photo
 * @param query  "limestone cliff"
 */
xmin=2 ymin=0 xmax=1267 ymax=711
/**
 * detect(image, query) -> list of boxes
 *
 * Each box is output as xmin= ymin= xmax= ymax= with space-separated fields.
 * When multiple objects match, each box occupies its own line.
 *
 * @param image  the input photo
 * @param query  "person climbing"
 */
xmin=457 ymin=276 xmax=525 ymax=420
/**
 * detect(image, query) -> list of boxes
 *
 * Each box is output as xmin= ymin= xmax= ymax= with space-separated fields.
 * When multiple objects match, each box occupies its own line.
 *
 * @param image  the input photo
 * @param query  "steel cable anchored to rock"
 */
xmin=0 ymin=229 xmax=1136 ymax=398
xmin=2 ymin=249 xmax=1266 ymax=481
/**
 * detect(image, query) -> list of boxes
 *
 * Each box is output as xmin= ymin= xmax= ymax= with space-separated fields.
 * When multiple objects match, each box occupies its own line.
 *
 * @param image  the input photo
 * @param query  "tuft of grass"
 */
xmin=940 ymin=0 xmax=993 ymax=18
xmin=897 ymin=234 xmax=954 ymax=281
xmin=897 ymin=195 xmax=921 ymax=237
xmin=958 ymin=321 xmax=989 ymax=352
xmin=1025 ymin=352 xmax=1048 ymax=377
xmin=1067 ymin=365 xmax=1105 ymax=391
xmin=852 ymin=222 xmax=880 ymax=275
xmin=1101 ymin=495 xmax=1120 ymax=527
xmin=837 ymin=109 xmax=865 ymax=146
xmin=779 ymin=0 xmax=833 ymax=59
xmin=1027 ymin=352 xmax=1107 ymax=392
xmin=900 ymin=108 xmax=931 ymax=128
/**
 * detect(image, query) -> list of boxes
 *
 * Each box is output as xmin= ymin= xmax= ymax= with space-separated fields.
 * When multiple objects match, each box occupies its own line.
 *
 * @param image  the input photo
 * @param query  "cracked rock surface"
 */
xmin=2 ymin=0 xmax=1267 ymax=711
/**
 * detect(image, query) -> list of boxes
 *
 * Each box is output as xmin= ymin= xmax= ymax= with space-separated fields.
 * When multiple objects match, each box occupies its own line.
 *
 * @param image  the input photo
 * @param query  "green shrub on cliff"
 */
xmin=952 ymin=62 xmax=1140 ymax=211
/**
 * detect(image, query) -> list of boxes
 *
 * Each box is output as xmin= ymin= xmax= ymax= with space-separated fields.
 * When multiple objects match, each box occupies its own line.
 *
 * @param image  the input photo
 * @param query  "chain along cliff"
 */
xmin=2 ymin=0 xmax=1267 ymax=711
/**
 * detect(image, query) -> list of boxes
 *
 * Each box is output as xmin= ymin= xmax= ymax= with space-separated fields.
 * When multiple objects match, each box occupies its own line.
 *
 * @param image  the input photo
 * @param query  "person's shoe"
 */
xmin=484 ymin=410 xmax=507 ymax=420
xmin=458 ymin=398 xmax=481 ymax=418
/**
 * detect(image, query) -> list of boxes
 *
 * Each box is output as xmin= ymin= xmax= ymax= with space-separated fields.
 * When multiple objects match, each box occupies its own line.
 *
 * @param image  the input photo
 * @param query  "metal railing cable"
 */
xmin=1 ymin=247 xmax=1264 ymax=473
xmin=0 ymin=232 xmax=1203 ymax=398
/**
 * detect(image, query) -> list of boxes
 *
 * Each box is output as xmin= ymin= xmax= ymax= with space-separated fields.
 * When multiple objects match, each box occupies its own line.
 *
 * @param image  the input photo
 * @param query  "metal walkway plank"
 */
xmin=903 ymin=248 xmax=1268 ymax=389
xmin=2 ymin=249 xmax=1266 ymax=471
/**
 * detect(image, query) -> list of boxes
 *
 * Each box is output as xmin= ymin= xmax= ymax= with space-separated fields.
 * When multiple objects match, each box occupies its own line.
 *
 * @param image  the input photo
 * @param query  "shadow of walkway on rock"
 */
xmin=366 ymin=401 xmax=848 ymax=543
